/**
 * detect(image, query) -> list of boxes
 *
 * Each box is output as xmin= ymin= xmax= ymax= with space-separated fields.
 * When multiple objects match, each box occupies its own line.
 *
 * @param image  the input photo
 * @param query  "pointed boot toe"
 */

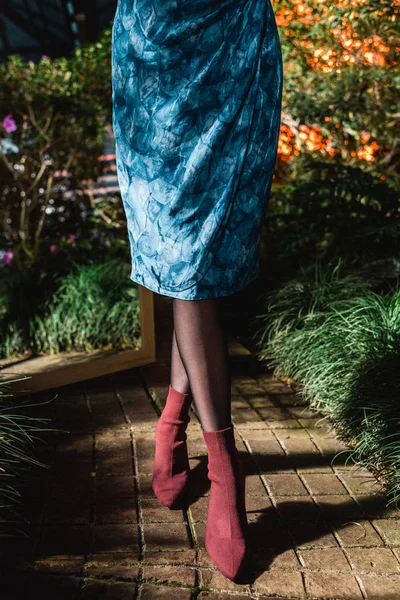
xmin=205 ymin=529 xmax=250 ymax=581
xmin=152 ymin=468 xmax=189 ymax=509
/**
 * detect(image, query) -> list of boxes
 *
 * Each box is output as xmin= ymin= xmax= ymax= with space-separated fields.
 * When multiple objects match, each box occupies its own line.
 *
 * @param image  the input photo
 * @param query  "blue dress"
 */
xmin=111 ymin=0 xmax=283 ymax=300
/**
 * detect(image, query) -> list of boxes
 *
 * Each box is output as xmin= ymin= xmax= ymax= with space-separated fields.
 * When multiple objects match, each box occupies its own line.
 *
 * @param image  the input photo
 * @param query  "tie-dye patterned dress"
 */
xmin=111 ymin=0 xmax=283 ymax=299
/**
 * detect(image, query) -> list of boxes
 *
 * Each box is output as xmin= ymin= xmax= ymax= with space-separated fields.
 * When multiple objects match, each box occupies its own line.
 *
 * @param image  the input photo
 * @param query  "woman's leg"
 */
xmin=170 ymin=328 xmax=191 ymax=395
xmin=172 ymin=297 xmax=250 ymax=582
xmin=152 ymin=327 xmax=192 ymax=508
xmin=172 ymin=298 xmax=232 ymax=432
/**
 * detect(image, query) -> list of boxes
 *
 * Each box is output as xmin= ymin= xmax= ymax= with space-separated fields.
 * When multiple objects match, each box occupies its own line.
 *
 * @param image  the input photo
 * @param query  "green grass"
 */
xmin=254 ymin=262 xmax=400 ymax=505
xmin=0 ymin=259 xmax=141 ymax=358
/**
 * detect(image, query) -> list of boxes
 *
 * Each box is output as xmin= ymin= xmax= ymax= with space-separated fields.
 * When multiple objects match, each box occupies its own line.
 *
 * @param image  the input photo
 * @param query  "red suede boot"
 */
xmin=202 ymin=424 xmax=251 ymax=582
xmin=152 ymin=384 xmax=192 ymax=509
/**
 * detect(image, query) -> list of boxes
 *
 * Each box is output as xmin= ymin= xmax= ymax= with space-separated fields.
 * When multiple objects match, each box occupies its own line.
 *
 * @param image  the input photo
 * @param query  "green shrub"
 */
xmin=259 ymin=0 xmax=399 ymax=277
xmin=0 ymin=27 xmax=117 ymax=270
xmin=261 ymin=158 xmax=400 ymax=277
xmin=254 ymin=262 xmax=400 ymax=505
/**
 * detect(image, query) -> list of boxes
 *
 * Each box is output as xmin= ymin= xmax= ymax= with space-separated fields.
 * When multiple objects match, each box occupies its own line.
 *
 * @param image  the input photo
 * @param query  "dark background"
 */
xmin=0 ymin=0 xmax=117 ymax=62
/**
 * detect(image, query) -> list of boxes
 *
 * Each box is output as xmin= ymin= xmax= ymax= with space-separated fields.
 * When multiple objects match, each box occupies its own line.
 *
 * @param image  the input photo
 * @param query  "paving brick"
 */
xmin=245 ymin=494 xmax=274 ymax=522
xmin=239 ymin=428 xmax=276 ymax=441
xmin=262 ymin=474 xmax=309 ymax=496
xmin=311 ymin=436 xmax=351 ymax=456
xmin=93 ymin=524 xmax=140 ymax=553
xmin=248 ymin=439 xmax=285 ymax=460
xmin=267 ymin=419 xmax=301 ymax=429
xmin=200 ymin=567 xmax=252 ymax=592
xmin=298 ymin=417 xmax=332 ymax=429
xmin=245 ymin=474 xmax=268 ymax=496
xmin=139 ymin=584 xmax=192 ymax=599
xmin=286 ymin=405 xmax=321 ymax=420
xmin=83 ymin=553 xmax=140 ymax=578
xmin=332 ymin=519 xmax=385 ymax=548
xmin=346 ymin=548 xmax=400 ymax=573
xmin=82 ymin=579 xmax=136 ymax=599
xmin=250 ymin=519 xmax=294 ymax=551
xmin=313 ymin=495 xmax=366 ymax=520
xmin=134 ymin=434 xmax=156 ymax=457
xmin=298 ymin=547 xmax=349 ymax=571
xmin=187 ymin=441 xmax=208 ymax=457
xmin=274 ymin=495 xmax=317 ymax=519
xmin=253 ymin=548 xmax=301 ymax=570
xmin=115 ymin=381 xmax=156 ymax=413
xmin=276 ymin=394 xmax=307 ymax=406
xmin=301 ymin=473 xmax=349 ymax=495
xmin=234 ymin=381 xmax=269 ymax=396
xmin=96 ymin=476 xmax=136 ymax=499
xmin=56 ymin=416 xmax=93 ymax=432
xmin=143 ymin=565 xmax=196 ymax=586
xmin=232 ymin=409 xmax=264 ymax=425
xmin=359 ymin=573 xmax=400 ymax=599
xmin=26 ymin=572 xmax=81 ymax=600
xmin=257 ymin=406 xmax=293 ymax=421
xmin=96 ymin=455 xmax=133 ymax=476
xmin=304 ymin=572 xmax=363 ymax=599
xmin=335 ymin=470 xmax=382 ymax=496
xmin=255 ymin=379 xmax=295 ymax=395
xmin=231 ymin=394 xmax=254 ymax=410
xmin=136 ymin=456 xmax=155 ymax=475
xmin=95 ymin=499 xmax=138 ymax=524
xmin=193 ymin=522 xmax=206 ymax=548
xmin=372 ymin=519 xmax=400 ymax=546
xmin=32 ymin=555 xmax=85 ymax=575
xmin=56 ymin=433 xmax=93 ymax=457
xmin=253 ymin=569 xmax=305 ymax=597
xmin=143 ymin=550 xmax=196 ymax=565
xmin=247 ymin=394 xmax=278 ymax=408
xmin=188 ymin=496 xmax=209 ymax=522
xmin=51 ymin=476 xmax=94 ymax=500
xmin=0 ymin=568 xmax=27 ymax=600
xmin=38 ymin=525 xmax=91 ymax=556
xmin=129 ymin=413 xmax=159 ymax=430
xmin=287 ymin=520 xmax=339 ymax=548
xmin=238 ymin=421 xmax=281 ymax=432
xmin=137 ymin=474 xmax=155 ymax=497
xmin=197 ymin=593 xmax=252 ymax=600
xmin=44 ymin=499 xmax=91 ymax=524
xmin=354 ymin=495 xmax=400 ymax=519
xmin=141 ymin=497 xmax=186 ymax=523
xmin=143 ymin=523 xmax=191 ymax=551
xmin=95 ymin=433 xmax=132 ymax=457
xmin=93 ymin=414 xmax=128 ymax=430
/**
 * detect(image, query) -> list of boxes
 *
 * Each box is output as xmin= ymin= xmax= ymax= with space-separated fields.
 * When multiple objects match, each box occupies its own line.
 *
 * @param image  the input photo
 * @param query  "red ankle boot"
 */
xmin=152 ymin=384 xmax=192 ymax=509
xmin=202 ymin=424 xmax=251 ymax=581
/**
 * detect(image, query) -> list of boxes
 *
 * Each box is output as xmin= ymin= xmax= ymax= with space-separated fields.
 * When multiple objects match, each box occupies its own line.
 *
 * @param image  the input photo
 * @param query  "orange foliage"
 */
xmin=275 ymin=0 xmax=390 ymax=163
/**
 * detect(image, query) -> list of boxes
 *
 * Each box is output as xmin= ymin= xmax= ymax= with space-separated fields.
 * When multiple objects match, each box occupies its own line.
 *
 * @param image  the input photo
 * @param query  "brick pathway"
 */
xmin=1 ymin=294 xmax=400 ymax=600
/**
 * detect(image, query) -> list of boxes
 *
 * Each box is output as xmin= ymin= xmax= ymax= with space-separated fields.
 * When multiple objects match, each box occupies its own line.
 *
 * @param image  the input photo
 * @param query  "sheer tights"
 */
xmin=170 ymin=298 xmax=232 ymax=432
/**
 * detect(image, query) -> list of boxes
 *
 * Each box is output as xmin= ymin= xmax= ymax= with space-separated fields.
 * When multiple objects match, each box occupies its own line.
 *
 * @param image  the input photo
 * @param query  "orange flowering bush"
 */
xmin=274 ymin=0 xmax=398 ymax=182
xmin=261 ymin=0 xmax=399 ymax=274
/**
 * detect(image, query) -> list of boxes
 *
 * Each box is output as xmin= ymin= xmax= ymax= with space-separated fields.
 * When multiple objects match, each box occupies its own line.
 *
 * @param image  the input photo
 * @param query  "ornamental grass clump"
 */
xmin=254 ymin=262 xmax=400 ymax=505
xmin=0 ymin=376 xmax=53 ymax=537
xmin=31 ymin=259 xmax=141 ymax=354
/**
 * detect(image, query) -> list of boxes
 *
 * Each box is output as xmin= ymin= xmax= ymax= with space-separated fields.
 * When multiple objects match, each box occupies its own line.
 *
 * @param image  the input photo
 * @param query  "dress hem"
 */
xmin=129 ymin=264 xmax=260 ymax=300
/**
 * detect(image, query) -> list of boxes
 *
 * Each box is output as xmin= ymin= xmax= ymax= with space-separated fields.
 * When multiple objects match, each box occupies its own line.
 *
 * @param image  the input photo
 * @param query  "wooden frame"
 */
xmin=0 ymin=285 xmax=156 ymax=396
